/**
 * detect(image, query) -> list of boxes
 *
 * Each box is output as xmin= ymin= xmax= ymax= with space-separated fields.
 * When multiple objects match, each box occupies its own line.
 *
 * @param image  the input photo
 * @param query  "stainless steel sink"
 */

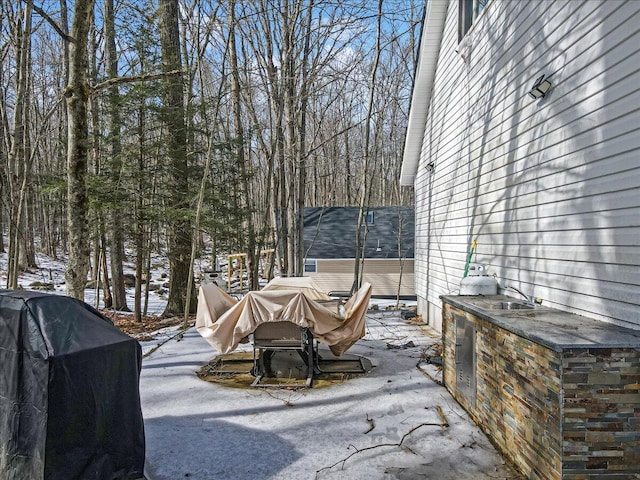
xmin=500 ymin=301 xmax=535 ymax=310
xmin=456 ymin=297 xmax=541 ymax=312
xmin=461 ymin=299 xmax=536 ymax=310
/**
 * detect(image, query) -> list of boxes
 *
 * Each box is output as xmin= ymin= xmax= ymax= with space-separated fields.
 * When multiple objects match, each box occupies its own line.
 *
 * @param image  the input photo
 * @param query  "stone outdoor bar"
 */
xmin=440 ymin=295 xmax=640 ymax=480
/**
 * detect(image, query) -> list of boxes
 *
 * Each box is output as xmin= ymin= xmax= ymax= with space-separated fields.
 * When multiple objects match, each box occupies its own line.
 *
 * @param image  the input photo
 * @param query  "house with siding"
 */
xmin=302 ymin=206 xmax=415 ymax=298
xmin=401 ymin=0 xmax=640 ymax=332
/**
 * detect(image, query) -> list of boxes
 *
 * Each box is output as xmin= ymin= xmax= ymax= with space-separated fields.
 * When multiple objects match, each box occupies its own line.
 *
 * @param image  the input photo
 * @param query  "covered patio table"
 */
xmin=195 ymin=277 xmax=372 ymax=357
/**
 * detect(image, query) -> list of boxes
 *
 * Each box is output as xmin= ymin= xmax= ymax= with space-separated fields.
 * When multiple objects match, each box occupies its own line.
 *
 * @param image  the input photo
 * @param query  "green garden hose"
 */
xmin=463 ymin=239 xmax=477 ymax=278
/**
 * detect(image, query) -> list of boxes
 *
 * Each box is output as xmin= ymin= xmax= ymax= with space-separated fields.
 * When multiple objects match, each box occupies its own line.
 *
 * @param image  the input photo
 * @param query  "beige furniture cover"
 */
xmin=195 ymin=278 xmax=372 ymax=356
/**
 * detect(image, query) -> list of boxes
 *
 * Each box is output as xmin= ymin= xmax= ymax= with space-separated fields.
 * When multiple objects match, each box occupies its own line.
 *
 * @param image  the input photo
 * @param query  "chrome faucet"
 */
xmin=504 ymin=285 xmax=542 ymax=306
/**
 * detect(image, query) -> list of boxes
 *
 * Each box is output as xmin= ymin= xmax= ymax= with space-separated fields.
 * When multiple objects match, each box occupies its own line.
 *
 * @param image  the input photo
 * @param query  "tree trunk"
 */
xmin=104 ymin=0 xmax=128 ymax=310
xmin=228 ymin=0 xmax=259 ymax=291
xmin=99 ymin=223 xmax=113 ymax=308
xmin=133 ymin=87 xmax=146 ymax=322
xmin=19 ymin=30 xmax=37 ymax=271
xmin=65 ymin=0 xmax=95 ymax=300
xmin=352 ymin=0 xmax=383 ymax=294
xmin=0 ymin=205 xmax=4 ymax=253
xmin=159 ymin=0 xmax=193 ymax=315
xmin=6 ymin=4 xmax=32 ymax=289
xmin=134 ymin=227 xmax=144 ymax=322
xmin=294 ymin=1 xmax=313 ymax=277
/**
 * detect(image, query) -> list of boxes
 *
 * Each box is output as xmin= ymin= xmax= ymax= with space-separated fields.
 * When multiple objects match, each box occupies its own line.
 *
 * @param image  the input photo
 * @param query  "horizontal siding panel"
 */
xmin=423 ymin=264 xmax=638 ymax=329
xmin=429 ymin=160 xmax=640 ymax=222
xmin=430 ymin=208 xmax=639 ymax=236
xmin=316 ymin=259 xmax=414 ymax=274
xmin=423 ymin=2 xmax=625 ymax=163
xmin=429 ymin=191 xmax=640 ymax=230
xmin=479 ymin=105 xmax=639 ymax=182
xmin=466 ymin=44 xmax=640 ymax=164
xmin=425 ymin=5 xmax=640 ymax=188
xmin=425 ymin=275 xmax=465 ymax=299
xmin=487 ymin=256 xmax=639 ymax=287
xmin=316 ymin=259 xmax=353 ymax=274
xmin=422 ymin=247 xmax=640 ymax=281
xmin=430 ymin=229 xmax=640 ymax=248
xmin=462 ymin=4 xmax=637 ymax=155
xmin=430 ymin=107 xmax=640 ymax=202
xmin=435 ymin=1 xmax=634 ymax=154
xmin=306 ymin=272 xmax=415 ymax=298
xmin=412 ymin=0 xmax=640 ymax=328
xmin=475 ymin=245 xmax=640 ymax=267
xmin=467 ymin=89 xmax=640 ymax=179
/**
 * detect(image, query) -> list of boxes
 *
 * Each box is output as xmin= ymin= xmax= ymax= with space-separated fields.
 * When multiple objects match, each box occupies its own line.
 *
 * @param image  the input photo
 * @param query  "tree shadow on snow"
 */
xmin=143 ymin=415 xmax=302 ymax=480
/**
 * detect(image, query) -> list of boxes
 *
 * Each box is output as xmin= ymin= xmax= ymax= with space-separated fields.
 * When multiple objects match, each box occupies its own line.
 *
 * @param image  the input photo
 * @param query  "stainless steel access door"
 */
xmin=455 ymin=315 xmax=476 ymax=406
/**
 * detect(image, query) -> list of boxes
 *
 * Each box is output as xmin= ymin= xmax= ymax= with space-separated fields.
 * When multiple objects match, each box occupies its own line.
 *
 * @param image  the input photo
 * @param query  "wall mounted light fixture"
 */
xmin=376 ymin=239 xmax=382 ymax=252
xmin=529 ymin=74 xmax=552 ymax=99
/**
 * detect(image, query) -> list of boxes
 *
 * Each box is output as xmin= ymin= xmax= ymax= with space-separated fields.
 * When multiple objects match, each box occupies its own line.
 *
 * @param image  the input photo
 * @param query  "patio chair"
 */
xmin=251 ymin=321 xmax=318 ymax=388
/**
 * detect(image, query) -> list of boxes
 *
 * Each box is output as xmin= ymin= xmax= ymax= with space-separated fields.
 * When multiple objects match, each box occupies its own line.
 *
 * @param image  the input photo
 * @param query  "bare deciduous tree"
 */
xmin=0 ymin=0 xmax=421 ymax=308
xmin=64 ymin=0 xmax=95 ymax=300
xmin=104 ymin=0 xmax=129 ymax=310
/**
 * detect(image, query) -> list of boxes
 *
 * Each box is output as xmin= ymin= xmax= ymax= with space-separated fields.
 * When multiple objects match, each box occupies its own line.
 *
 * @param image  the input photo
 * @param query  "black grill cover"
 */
xmin=0 ymin=290 xmax=145 ymax=480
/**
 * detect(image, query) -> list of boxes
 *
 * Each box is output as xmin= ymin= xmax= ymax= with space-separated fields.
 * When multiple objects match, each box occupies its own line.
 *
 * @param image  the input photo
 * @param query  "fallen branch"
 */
xmin=261 ymin=389 xmax=300 ymax=407
xmin=315 ymin=415 xmax=449 ymax=478
xmin=142 ymin=322 xmax=193 ymax=358
xmin=436 ymin=406 xmax=449 ymax=427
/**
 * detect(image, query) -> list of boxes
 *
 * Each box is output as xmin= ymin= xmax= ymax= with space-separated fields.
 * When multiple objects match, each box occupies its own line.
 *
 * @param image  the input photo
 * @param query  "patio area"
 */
xmin=140 ymin=310 xmax=522 ymax=479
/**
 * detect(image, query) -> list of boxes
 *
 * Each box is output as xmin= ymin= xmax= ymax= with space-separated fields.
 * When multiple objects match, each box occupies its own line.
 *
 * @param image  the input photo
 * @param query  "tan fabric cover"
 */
xmin=195 ymin=279 xmax=372 ymax=356
xmin=261 ymin=277 xmax=332 ymax=301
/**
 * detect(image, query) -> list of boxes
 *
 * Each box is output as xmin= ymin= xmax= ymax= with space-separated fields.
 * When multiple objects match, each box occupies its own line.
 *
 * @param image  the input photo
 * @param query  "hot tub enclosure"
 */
xmin=0 ymin=290 xmax=145 ymax=480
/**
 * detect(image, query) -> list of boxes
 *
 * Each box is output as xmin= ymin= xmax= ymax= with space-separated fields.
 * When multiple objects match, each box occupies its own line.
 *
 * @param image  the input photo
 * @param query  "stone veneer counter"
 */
xmin=440 ymin=295 xmax=640 ymax=480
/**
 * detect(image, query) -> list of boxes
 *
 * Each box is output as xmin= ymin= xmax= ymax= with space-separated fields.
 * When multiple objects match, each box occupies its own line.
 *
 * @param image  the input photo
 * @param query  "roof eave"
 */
xmin=399 ymin=0 xmax=449 ymax=187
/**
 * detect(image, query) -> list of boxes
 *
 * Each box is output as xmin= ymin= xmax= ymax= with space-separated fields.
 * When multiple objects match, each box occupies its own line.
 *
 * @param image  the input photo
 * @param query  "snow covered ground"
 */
xmin=0 ymin=249 xmax=186 ymax=315
xmin=140 ymin=313 xmax=521 ymax=480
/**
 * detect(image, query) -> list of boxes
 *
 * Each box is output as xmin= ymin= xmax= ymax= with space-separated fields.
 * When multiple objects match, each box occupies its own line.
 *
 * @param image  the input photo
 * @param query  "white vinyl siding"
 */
xmin=304 ymin=259 xmax=415 ymax=297
xmin=414 ymin=0 xmax=640 ymax=329
xmin=316 ymin=259 xmax=414 ymax=274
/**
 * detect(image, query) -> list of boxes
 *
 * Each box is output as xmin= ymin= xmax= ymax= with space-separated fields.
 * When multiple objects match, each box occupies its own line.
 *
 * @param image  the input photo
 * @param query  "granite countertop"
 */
xmin=441 ymin=295 xmax=640 ymax=352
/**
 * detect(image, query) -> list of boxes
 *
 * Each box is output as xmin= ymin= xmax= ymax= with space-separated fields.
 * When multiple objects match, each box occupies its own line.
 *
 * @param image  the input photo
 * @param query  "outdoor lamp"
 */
xmin=529 ymin=75 xmax=551 ymax=99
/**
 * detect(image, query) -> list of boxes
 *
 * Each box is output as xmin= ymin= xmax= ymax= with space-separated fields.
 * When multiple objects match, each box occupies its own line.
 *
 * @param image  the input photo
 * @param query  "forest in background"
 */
xmin=0 ymin=0 xmax=421 ymax=318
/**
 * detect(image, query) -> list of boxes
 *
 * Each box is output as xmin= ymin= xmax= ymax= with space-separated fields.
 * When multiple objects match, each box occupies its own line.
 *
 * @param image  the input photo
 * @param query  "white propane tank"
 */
xmin=460 ymin=264 xmax=498 ymax=295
